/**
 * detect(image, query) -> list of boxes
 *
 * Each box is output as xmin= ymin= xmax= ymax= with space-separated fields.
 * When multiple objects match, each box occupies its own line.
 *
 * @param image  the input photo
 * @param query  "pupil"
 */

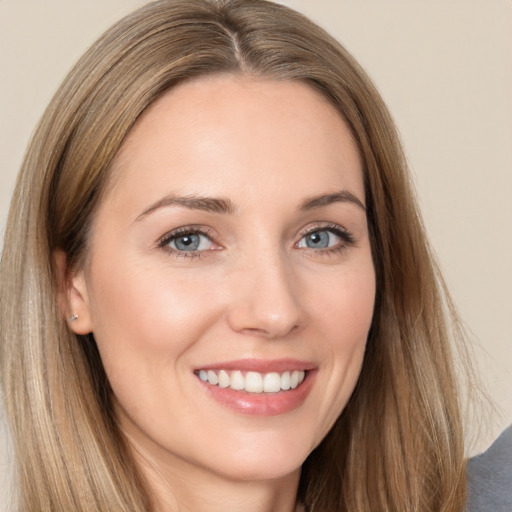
xmin=307 ymin=231 xmax=329 ymax=248
xmin=175 ymin=234 xmax=200 ymax=251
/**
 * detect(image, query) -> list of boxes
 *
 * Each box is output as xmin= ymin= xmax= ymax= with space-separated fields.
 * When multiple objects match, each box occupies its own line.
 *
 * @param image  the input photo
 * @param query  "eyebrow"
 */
xmin=299 ymin=191 xmax=366 ymax=211
xmin=135 ymin=194 xmax=237 ymax=221
xmin=135 ymin=188 xmax=365 ymax=222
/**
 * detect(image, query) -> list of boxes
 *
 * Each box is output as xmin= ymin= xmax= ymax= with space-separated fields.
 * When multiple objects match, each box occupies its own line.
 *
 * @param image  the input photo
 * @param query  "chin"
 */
xmin=214 ymin=460 xmax=303 ymax=484
xmin=201 ymin=436 xmax=310 ymax=483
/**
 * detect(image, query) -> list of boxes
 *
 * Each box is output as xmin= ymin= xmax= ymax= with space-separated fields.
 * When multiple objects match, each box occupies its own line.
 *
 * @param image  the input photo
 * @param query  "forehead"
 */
xmin=107 ymin=75 xmax=363 ymax=212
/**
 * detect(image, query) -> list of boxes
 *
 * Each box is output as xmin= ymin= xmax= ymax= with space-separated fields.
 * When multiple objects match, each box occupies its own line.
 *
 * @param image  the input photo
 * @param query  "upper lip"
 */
xmin=195 ymin=358 xmax=317 ymax=373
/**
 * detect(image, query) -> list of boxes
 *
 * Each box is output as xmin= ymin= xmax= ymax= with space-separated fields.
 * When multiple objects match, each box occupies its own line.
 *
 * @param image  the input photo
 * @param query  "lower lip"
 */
xmin=197 ymin=370 xmax=317 ymax=416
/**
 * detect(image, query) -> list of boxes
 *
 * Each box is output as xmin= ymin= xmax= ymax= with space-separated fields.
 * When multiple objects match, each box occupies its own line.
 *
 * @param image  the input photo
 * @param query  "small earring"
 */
xmin=68 ymin=314 xmax=78 ymax=322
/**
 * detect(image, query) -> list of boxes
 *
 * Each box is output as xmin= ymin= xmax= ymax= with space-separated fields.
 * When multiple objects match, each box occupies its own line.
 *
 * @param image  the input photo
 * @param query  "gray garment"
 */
xmin=467 ymin=425 xmax=512 ymax=511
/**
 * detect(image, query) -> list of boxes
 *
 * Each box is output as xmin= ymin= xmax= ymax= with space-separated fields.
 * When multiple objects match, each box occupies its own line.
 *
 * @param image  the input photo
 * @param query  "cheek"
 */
xmin=309 ymin=261 xmax=375 ymax=346
xmin=86 ymin=259 xmax=222 ymax=375
xmin=331 ymin=265 xmax=375 ymax=375
xmin=84 ymin=261 xmax=227 ymax=431
xmin=306 ymin=262 xmax=375 ymax=426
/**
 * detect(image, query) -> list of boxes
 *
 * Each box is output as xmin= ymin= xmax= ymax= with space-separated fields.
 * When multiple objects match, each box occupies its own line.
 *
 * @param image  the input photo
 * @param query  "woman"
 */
xmin=0 ymin=0 xmax=469 ymax=510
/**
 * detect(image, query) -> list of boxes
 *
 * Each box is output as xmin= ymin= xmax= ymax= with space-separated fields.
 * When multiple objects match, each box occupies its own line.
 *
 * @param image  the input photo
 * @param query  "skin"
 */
xmin=65 ymin=76 xmax=376 ymax=512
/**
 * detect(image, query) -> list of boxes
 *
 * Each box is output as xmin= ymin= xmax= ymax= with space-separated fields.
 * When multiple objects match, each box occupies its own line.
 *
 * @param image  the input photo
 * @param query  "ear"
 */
xmin=54 ymin=249 xmax=94 ymax=335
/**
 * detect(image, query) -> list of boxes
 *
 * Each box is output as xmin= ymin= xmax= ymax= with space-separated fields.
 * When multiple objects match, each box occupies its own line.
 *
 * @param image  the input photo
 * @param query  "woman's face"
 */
xmin=69 ymin=76 xmax=375 ymax=485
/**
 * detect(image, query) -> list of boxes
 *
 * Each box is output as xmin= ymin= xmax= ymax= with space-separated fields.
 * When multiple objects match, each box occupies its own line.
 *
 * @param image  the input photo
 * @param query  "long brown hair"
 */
xmin=0 ymin=1 xmax=467 ymax=510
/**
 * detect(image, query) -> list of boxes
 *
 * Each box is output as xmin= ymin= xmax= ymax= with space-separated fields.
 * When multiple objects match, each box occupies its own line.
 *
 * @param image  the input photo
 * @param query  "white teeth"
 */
xmin=291 ymin=370 xmax=304 ymax=389
xmin=245 ymin=372 xmax=263 ymax=393
xmin=197 ymin=369 xmax=307 ymax=393
xmin=218 ymin=370 xmax=230 ymax=388
xmin=281 ymin=371 xmax=291 ymax=390
xmin=263 ymin=372 xmax=281 ymax=393
xmin=207 ymin=370 xmax=218 ymax=386
xmin=230 ymin=370 xmax=245 ymax=390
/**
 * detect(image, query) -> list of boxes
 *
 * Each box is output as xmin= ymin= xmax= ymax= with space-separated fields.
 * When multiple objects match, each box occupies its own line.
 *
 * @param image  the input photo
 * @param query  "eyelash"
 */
xmin=297 ymin=223 xmax=356 ymax=256
xmin=158 ymin=226 xmax=217 ymax=259
xmin=157 ymin=223 xmax=356 ymax=259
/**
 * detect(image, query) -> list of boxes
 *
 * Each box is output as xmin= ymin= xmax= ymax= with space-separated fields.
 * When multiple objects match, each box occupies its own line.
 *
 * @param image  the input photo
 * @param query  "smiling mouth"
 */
xmin=195 ymin=369 xmax=306 ymax=393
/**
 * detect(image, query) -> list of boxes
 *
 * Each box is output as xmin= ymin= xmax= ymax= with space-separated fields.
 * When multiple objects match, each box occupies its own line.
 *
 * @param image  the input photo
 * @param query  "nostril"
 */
xmin=232 ymin=318 xmax=301 ymax=340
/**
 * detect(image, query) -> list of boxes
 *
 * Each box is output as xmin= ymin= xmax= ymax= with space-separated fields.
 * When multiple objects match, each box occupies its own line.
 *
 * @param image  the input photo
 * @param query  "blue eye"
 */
xmin=162 ymin=230 xmax=215 ymax=253
xmin=304 ymin=231 xmax=330 ymax=248
xmin=297 ymin=225 xmax=355 ymax=252
xmin=298 ymin=229 xmax=340 ymax=249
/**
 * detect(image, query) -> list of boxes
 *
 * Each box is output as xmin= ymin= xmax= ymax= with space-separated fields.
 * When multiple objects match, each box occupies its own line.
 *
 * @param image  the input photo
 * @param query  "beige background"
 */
xmin=1 ymin=0 xmax=511 ymax=509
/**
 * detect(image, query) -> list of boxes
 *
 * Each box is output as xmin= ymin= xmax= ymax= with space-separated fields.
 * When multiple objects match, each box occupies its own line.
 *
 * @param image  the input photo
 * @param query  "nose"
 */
xmin=226 ymin=253 xmax=304 ymax=339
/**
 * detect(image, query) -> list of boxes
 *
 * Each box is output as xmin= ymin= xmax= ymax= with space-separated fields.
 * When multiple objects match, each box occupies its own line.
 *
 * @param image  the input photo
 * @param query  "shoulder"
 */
xmin=466 ymin=425 xmax=512 ymax=512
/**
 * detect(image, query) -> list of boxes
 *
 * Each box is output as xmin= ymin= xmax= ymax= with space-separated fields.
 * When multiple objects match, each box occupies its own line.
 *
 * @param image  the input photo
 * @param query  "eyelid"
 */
xmin=157 ymin=225 xmax=211 ymax=245
xmin=297 ymin=222 xmax=355 ymax=242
